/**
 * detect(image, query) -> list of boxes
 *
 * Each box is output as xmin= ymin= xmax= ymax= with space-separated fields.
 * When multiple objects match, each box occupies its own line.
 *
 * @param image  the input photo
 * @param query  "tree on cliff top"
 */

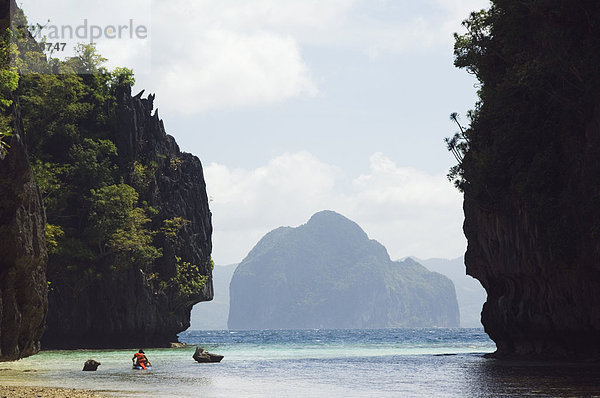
xmin=64 ymin=43 xmax=107 ymax=74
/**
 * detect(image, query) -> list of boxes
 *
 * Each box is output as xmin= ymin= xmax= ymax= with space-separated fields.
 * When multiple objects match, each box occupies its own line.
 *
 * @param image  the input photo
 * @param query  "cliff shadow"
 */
xmin=462 ymin=357 xmax=600 ymax=397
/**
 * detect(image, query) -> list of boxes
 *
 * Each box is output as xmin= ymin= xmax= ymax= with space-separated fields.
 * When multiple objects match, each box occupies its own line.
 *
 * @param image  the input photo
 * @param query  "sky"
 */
xmin=19 ymin=0 xmax=490 ymax=265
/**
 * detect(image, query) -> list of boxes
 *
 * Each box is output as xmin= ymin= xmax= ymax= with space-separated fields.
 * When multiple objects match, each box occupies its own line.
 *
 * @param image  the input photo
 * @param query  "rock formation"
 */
xmin=192 ymin=347 xmax=223 ymax=363
xmin=228 ymin=210 xmax=459 ymax=330
xmin=465 ymin=180 xmax=600 ymax=359
xmin=82 ymin=359 xmax=101 ymax=371
xmin=0 ymin=0 xmax=213 ymax=351
xmin=42 ymin=87 xmax=213 ymax=349
xmin=0 ymin=111 xmax=48 ymax=361
xmin=455 ymin=1 xmax=600 ymax=359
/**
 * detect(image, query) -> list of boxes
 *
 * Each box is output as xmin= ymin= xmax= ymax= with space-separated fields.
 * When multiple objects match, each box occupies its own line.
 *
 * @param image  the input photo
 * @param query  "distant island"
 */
xmin=193 ymin=257 xmax=484 ymax=330
xmin=228 ymin=210 xmax=459 ymax=330
xmin=191 ymin=264 xmax=237 ymax=330
xmin=417 ymin=257 xmax=485 ymax=328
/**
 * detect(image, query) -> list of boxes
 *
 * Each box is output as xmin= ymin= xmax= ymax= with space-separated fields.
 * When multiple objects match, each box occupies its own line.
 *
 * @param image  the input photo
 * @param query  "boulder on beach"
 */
xmin=192 ymin=347 xmax=223 ymax=363
xmin=82 ymin=359 xmax=101 ymax=371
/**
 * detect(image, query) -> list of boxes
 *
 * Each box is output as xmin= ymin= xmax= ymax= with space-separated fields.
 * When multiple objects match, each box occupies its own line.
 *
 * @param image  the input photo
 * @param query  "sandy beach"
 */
xmin=0 ymin=385 xmax=108 ymax=397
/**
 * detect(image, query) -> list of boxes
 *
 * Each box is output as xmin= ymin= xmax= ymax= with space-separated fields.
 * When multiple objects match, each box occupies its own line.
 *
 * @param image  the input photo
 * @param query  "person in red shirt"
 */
xmin=132 ymin=349 xmax=151 ymax=369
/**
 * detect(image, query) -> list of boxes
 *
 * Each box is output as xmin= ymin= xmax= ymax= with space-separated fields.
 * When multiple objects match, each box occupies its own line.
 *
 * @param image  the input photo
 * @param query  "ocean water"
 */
xmin=1 ymin=328 xmax=599 ymax=397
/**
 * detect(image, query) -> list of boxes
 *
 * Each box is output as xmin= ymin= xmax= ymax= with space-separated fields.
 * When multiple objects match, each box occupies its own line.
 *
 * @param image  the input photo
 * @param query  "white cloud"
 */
xmin=141 ymin=0 xmax=491 ymax=113
xmin=205 ymin=151 xmax=465 ymax=265
xmin=20 ymin=0 xmax=489 ymax=114
xmin=151 ymin=28 xmax=317 ymax=113
xmin=143 ymin=0 xmax=326 ymax=114
xmin=347 ymin=153 xmax=465 ymax=260
xmin=206 ymin=151 xmax=340 ymax=230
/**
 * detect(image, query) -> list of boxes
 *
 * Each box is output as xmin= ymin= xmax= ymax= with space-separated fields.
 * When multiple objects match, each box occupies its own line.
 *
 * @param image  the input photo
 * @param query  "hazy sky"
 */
xmin=20 ymin=0 xmax=490 ymax=265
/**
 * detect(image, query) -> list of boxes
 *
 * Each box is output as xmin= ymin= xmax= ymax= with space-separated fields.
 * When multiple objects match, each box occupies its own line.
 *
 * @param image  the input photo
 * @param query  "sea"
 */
xmin=1 ymin=328 xmax=600 ymax=397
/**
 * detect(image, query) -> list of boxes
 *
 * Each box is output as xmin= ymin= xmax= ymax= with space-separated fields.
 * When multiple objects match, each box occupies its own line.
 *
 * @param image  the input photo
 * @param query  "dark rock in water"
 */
xmin=0 ymin=3 xmax=48 ymax=359
xmin=42 ymin=86 xmax=213 ymax=349
xmin=228 ymin=210 xmax=459 ymax=330
xmin=82 ymin=359 xmax=101 ymax=371
xmin=192 ymin=347 xmax=223 ymax=363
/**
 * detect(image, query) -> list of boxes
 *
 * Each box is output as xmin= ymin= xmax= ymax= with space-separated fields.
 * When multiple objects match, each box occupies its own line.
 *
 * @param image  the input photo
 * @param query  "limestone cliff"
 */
xmin=0 ymin=0 xmax=48 ymax=361
xmin=464 ymin=107 xmax=600 ymax=358
xmin=42 ymin=87 xmax=213 ymax=349
xmin=0 ymin=0 xmax=212 ymax=350
xmin=229 ymin=211 xmax=459 ymax=329
xmin=0 ymin=110 xmax=47 ymax=361
xmin=454 ymin=1 xmax=600 ymax=359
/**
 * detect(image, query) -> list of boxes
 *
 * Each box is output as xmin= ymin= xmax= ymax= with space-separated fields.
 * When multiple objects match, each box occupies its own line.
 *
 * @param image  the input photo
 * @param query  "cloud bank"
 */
xmin=205 ymin=151 xmax=465 ymax=264
xmin=20 ymin=0 xmax=490 ymax=114
xmin=145 ymin=0 xmax=489 ymax=113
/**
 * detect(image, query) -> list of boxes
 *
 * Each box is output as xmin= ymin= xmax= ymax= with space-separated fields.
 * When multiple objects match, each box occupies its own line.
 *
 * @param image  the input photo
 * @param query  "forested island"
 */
xmin=229 ymin=211 xmax=459 ymax=330
xmin=0 ymin=1 xmax=213 ymax=357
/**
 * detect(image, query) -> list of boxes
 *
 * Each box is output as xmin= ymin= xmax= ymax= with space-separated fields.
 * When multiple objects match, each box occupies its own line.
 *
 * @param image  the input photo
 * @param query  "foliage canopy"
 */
xmin=448 ymin=0 xmax=600 ymax=257
xmin=1 ymin=10 xmax=210 ymax=299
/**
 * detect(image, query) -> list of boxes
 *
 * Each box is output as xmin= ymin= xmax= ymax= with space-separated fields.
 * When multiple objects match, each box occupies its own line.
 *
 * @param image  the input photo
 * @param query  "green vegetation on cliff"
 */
xmin=1 ymin=6 xmax=213 ymax=348
xmin=447 ymin=0 xmax=600 ymax=260
xmin=0 ymin=25 xmax=18 ymax=157
xmin=16 ymin=45 xmax=209 ymax=302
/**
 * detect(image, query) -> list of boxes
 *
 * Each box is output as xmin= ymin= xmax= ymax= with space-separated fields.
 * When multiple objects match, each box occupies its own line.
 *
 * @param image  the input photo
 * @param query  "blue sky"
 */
xmin=20 ymin=0 xmax=490 ymax=264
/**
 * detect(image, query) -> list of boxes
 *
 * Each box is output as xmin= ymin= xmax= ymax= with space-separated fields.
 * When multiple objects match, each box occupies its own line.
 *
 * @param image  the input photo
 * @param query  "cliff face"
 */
xmin=229 ymin=211 xmax=459 ymax=329
xmin=114 ymin=87 xmax=213 ymax=299
xmin=464 ymin=107 xmax=600 ymax=359
xmin=42 ymin=87 xmax=213 ymax=348
xmin=0 ymin=113 xmax=47 ymax=361
xmin=456 ymin=1 xmax=600 ymax=359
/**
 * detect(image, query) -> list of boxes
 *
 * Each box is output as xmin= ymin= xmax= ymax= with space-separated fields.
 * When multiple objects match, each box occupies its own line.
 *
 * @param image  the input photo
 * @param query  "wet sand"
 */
xmin=0 ymin=385 xmax=108 ymax=397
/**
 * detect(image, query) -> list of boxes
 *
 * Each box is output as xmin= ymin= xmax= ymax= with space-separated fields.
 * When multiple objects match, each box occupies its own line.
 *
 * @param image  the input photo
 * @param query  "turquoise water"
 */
xmin=1 ymin=329 xmax=599 ymax=397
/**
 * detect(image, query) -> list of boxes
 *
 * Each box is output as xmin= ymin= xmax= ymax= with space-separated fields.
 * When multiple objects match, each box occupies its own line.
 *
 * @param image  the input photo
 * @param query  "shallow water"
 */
xmin=1 ymin=329 xmax=599 ymax=397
